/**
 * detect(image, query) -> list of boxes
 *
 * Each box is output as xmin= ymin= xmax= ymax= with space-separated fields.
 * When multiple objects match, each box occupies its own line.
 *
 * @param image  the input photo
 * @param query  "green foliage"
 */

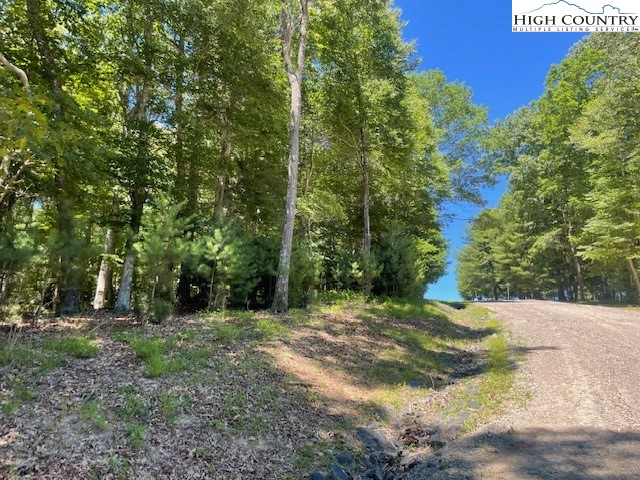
xmin=187 ymin=218 xmax=261 ymax=311
xmin=0 ymin=0 xmax=491 ymax=315
xmin=136 ymin=194 xmax=191 ymax=322
xmin=374 ymin=224 xmax=442 ymax=299
xmin=46 ymin=335 xmax=99 ymax=359
xmin=466 ymin=34 xmax=640 ymax=303
xmin=289 ymin=241 xmax=323 ymax=307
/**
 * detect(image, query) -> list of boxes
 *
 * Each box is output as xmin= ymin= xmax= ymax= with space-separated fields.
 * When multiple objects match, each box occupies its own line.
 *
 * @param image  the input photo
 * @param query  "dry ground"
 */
xmin=0 ymin=299 xmax=512 ymax=479
xmin=408 ymin=300 xmax=640 ymax=480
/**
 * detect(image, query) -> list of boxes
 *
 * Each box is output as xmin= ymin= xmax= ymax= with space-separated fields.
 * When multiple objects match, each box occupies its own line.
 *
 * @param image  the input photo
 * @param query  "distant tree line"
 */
xmin=0 ymin=0 xmax=488 ymax=320
xmin=457 ymin=34 xmax=640 ymax=304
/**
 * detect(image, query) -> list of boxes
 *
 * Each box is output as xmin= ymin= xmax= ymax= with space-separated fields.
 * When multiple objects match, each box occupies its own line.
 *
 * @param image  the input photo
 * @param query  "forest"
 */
xmin=457 ymin=34 xmax=640 ymax=303
xmin=0 ymin=0 xmax=488 ymax=321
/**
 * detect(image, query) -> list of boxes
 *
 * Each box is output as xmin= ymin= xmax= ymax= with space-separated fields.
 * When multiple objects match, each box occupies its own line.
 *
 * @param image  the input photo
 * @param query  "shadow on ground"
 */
xmin=409 ymin=427 xmax=640 ymax=479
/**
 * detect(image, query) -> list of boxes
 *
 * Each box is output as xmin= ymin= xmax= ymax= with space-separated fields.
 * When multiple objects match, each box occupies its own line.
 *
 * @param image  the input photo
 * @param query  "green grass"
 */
xmin=45 ymin=335 xmax=99 ymax=359
xmin=80 ymin=399 xmax=107 ymax=431
xmin=116 ymin=385 xmax=150 ymax=420
xmin=160 ymin=391 xmax=189 ymax=423
xmin=295 ymin=444 xmax=316 ymax=470
xmin=433 ymin=311 xmax=516 ymax=435
xmin=125 ymin=422 xmax=147 ymax=449
xmin=254 ymin=318 xmax=290 ymax=340
xmin=0 ymin=342 xmax=65 ymax=372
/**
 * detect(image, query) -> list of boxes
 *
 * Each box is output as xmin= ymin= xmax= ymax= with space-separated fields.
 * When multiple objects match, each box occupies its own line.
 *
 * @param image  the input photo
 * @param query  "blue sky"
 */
xmin=393 ymin=0 xmax=587 ymax=301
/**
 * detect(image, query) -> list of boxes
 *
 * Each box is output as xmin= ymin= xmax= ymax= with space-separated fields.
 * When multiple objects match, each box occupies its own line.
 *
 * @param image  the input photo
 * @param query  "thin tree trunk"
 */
xmin=116 ymin=253 xmax=136 ymax=312
xmin=214 ymin=135 xmax=230 ymax=220
xmin=360 ymin=128 xmax=372 ymax=296
xmin=272 ymin=0 xmax=309 ymax=314
xmin=627 ymin=258 xmax=640 ymax=302
xmin=93 ymin=226 xmax=115 ymax=309
xmin=115 ymin=11 xmax=153 ymax=313
xmin=571 ymin=251 xmax=585 ymax=301
xmin=115 ymin=189 xmax=145 ymax=312
xmin=93 ymin=197 xmax=119 ymax=310
xmin=55 ymin=175 xmax=79 ymax=315
xmin=0 ymin=51 xmax=30 ymax=91
xmin=360 ymin=129 xmax=371 ymax=256
xmin=557 ymin=277 xmax=567 ymax=302
xmin=272 ymin=76 xmax=302 ymax=313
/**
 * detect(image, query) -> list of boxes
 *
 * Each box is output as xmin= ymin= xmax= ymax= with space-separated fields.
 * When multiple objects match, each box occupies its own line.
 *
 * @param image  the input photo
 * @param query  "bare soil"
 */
xmin=408 ymin=300 xmax=640 ymax=480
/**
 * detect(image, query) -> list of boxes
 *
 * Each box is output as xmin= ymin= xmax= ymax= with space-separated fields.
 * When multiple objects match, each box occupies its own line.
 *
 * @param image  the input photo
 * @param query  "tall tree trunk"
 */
xmin=360 ymin=128 xmax=372 ymax=296
xmin=627 ymin=258 xmax=640 ymax=302
xmin=557 ymin=277 xmax=567 ymax=302
xmin=93 ymin=197 xmax=119 ymax=310
xmin=93 ymin=226 xmax=115 ymax=309
xmin=214 ymin=136 xmax=231 ymax=220
xmin=115 ymin=11 xmax=153 ymax=313
xmin=301 ymin=128 xmax=314 ymax=236
xmin=272 ymin=0 xmax=309 ymax=314
xmin=571 ymin=250 xmax=585 ymax=301
xmin=115 ymin=189 xmax=145 ymax=312
xmin=27 ymin=0 xmax=80 ymax=315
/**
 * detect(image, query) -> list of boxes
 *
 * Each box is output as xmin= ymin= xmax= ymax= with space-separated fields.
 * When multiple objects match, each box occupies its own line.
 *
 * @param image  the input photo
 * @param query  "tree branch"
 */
xmin=280 ymin=1 xmax=294 ymax=75
xmin=0 ymin=51 xmax=30 ymax=91
xmin=296 ymin=0 xmax=309 ymax=77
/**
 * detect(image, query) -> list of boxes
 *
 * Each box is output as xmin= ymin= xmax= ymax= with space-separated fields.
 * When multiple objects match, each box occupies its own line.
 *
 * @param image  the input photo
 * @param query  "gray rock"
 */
xmin=328 ymin=463 xmax=349 ymax=480
xmin=336 ymin=451 xmax=354 ymax=466
xmin=309 ymin=472 xmax=326 ymax=480
xmin=356 ymin=427 xmax=397 ymax=454
xmin=427 ymin=439 xmax=447 ymax=449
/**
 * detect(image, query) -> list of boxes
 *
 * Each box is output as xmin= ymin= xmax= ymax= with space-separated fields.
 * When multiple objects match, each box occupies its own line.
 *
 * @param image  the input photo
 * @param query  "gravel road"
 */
xmin=409 ymin=300 xmax=640 ymax=479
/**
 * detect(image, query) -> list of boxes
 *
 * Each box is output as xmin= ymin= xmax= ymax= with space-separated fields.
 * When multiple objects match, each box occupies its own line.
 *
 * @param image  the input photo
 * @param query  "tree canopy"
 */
xmin=458 ymin=33 xmax=640 ymax=303
xmin=0 ymin=0 xmax=488 ymax=319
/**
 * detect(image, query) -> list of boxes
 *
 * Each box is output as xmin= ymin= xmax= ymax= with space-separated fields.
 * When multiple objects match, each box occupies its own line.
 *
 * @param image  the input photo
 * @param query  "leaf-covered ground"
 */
xmin=0 ymin=298 xmax=514 ymax=479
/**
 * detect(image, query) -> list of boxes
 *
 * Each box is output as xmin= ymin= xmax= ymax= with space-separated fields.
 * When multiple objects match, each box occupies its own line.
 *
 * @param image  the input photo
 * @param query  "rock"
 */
xmin=336 ymin=451 xmax=354 ymax=466
xmin=408 ymin=379 xmax=422 ymax=388
xmin=427 ymin=439 xmax=447 ymax=449
xmin=309 ymin=472 xmax=326 ymax=480
xmin=328 ymin=463 xmax=349 ymax=480
xmin=356 ymin=427 xmax=397 ymax=454
xmin=365 ymin=471 xmax=383 ymax=480
xmin=399 ymin=453 xmax=420 ymax=471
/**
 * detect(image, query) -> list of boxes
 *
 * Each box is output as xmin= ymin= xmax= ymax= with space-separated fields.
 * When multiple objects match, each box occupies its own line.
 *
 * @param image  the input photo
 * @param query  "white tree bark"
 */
xmin=272 ymin=0 xmax=309 ymax=313
xmin=93 ymin=226 xmax=115 ymax=309
xmin=0 ymin=51 xmax=29 ymax=91
xmin=115 ymin=252 xmax=136 ymax=312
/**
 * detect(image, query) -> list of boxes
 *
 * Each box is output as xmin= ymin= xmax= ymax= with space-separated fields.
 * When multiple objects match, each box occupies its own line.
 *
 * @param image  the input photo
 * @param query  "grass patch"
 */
xmin=45 ymin=335 xmax=99 ymax=359
xmin=433 ymin=310 xmax=516 ymax=435
xmin=125 ymin=422 xmax=147 ymax=449
xmin=80 ymin=398 xmax=107 ymax=431
xmin=210 ymin=323 xmax=247 ymax=344
xmin=0 ymin=341 xmax=66 ymax=372
xmin=254 ymin=318 xmax=290 ymax=340
xmin=295 ymin=443 xmax=316 ymax=470
xmin=366 ymin=298 xmax=448 ymax=321
xmin=116 ymin=385 xmax=151 ymax=421
xmin=160 ymin=391 xmax=189 ymax=423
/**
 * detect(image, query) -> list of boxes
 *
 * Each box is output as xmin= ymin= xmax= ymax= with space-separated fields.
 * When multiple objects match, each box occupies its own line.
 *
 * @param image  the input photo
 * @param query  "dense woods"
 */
xmin=457 ymin=34 xmax=640 ymax=303
xmin=0 ymin=0 xmax=487 ymax=319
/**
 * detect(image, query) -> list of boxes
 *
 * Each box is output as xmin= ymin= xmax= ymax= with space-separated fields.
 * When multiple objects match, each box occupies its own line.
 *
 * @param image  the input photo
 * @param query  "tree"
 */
xmin=272 ymin=0 xmax=309 ymax=313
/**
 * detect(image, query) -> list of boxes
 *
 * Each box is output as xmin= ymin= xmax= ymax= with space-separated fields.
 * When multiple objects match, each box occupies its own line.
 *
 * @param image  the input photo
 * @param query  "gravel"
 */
xmin=407 ymin=300 xmax=640 ymax=479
